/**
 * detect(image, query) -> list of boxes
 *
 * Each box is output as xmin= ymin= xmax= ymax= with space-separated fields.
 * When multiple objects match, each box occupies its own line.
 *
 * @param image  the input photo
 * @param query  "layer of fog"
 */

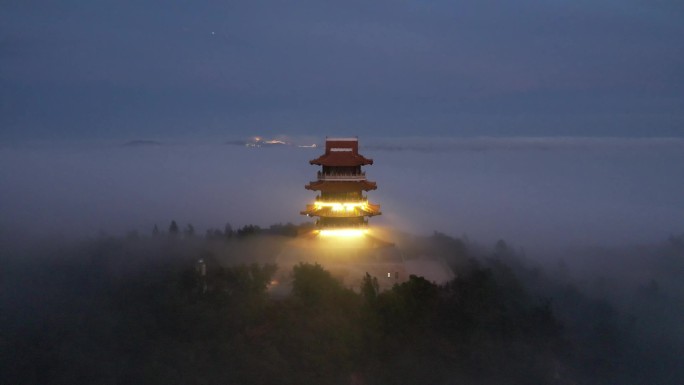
xmin=1 ymin=136 xmax=682 ymax=255
xmin=1 ymin=137 xmax=683 ymax=383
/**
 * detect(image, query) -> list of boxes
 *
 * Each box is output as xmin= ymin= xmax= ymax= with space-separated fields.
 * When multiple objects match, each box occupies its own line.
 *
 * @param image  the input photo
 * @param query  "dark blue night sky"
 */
xmin=2 ymin=0 xmax=683 ymax=141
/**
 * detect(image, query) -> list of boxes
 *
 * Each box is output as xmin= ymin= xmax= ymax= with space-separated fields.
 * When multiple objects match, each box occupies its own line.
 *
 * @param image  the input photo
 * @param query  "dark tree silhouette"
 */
xmin=168 ymin=220 xmax=179 ymax=236
xmin=236 ymin=224 xmax=261 ymax=238
xmin=224 ymin=223 xmax=233 ymax=239
xmin=291 ymin=262 xmax=345 ymax=306
xmin=184 ymin=224 xmax=195 ymax=238
xmin=361 ymin=272 xmax=379 ymax=304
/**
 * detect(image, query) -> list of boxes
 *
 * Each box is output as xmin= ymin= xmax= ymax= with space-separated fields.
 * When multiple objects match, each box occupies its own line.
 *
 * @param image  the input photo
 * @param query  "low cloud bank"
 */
xmin=0 ymin=136 xmax=682 ymax=251
xmin=365 ymin=136 xmax=684 ymax=152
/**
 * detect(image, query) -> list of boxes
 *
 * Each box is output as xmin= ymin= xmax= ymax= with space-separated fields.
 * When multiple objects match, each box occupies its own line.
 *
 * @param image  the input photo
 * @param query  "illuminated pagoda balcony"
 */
xmin=301 ymin=137 xmax=381 ymax=234
xmin=316 ymin=217 xmax=369 ymax=228
xmin=314 ymin=194 xmax=368 ymax=203
xmin=300 ymin=201 xmax=381 ymax=217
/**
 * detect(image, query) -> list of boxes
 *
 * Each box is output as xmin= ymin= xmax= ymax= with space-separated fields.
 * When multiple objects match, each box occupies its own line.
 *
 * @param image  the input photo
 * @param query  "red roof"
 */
xmin=305 ymin=180 xmax=377 ymax=192
xmin=309 ymin=138 xmax=373 ymax=166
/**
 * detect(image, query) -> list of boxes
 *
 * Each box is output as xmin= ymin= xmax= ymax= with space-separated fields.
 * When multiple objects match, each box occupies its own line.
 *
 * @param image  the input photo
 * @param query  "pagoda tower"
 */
xmin=301 ymin=137 xmax=381 ymax=236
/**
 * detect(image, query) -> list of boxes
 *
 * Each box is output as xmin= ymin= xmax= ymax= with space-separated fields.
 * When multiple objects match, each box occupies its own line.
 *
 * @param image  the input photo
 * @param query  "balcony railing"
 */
xmin=316 ymin=211 xmax=365 ymax=218
xmin=315 ymin=196 xmax=367 ymax=203
xmin=317 ymin=171 xmax=366 ymax=181
xmin=303 ymin=202 xmax=380 ymax=217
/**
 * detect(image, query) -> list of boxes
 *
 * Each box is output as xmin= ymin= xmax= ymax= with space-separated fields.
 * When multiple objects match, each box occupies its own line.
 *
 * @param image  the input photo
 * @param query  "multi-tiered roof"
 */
xmin=301 ymin=138 xmax=380 ymax=233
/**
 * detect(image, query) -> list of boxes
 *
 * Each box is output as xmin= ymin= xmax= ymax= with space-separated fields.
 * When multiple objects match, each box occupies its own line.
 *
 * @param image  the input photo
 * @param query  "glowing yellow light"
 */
xmin=313 ymin=201 xmax=367 ymax=210
xmin=318 ymin=229 xmax=367 ymax=237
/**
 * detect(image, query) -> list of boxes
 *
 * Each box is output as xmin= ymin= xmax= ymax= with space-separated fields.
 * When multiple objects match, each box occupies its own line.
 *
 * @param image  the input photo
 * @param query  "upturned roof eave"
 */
xmin=309 ymin=154 xmax=374 ymax=166
xmin=304 ymin=180 xmax=377 ymax=192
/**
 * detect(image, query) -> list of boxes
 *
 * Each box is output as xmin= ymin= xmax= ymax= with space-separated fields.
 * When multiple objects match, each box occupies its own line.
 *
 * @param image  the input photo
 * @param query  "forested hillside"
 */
xmin=2 ymin=223 xmax=682 ymax=384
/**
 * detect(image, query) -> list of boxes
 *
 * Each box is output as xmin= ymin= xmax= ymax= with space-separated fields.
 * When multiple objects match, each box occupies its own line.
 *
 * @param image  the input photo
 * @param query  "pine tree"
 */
xmin=169 ymin=220 xmax=179 ymax=236
xmin=184 ymin=224 xmax=195 ymax=238
xmin=361 ymin=272 xmax=379 ymax=304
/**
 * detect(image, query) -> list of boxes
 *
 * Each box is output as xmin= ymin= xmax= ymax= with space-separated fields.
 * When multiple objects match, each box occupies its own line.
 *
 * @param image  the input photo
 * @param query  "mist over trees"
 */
xmin=1 ymin=223 xmax=683 ymax=384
